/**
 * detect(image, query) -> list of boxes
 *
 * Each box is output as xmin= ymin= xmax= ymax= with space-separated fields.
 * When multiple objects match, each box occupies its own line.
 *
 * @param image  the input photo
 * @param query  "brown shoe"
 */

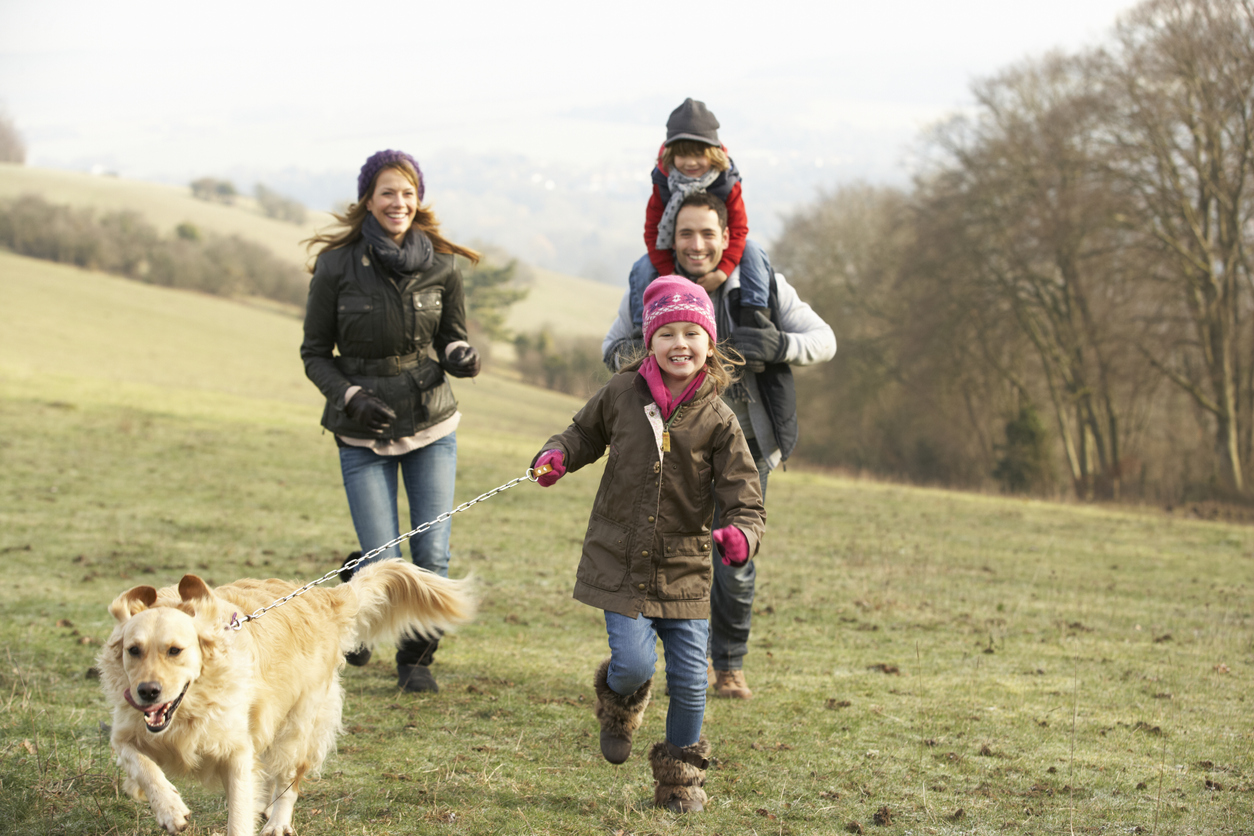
xmin=713 ymin=669 xmax=753 ymax=700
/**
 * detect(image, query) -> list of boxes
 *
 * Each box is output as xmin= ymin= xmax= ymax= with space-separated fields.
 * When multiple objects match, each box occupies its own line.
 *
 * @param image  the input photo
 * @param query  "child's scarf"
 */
xmin=640 ymin=356 xmax=706 ymax=421
xmin=654 ymin=166 xmax=721 ymax=252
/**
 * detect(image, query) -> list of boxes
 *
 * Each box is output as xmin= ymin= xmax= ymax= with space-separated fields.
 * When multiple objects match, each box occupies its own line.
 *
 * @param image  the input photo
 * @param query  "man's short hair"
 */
xmin=678 ymin=191 xmax=729 ymax=231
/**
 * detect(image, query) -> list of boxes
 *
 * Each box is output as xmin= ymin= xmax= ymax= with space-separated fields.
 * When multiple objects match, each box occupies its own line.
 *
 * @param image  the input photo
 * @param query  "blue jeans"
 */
xmin=604 ymin=611 xmax=709 ymax=747
xmin=628 ymin=239 xmax=771 ymax=328
xmin=710 ymin=440 xmax=770 ymax=671
xmin=339 ymin=433 xmax=457 ymax=666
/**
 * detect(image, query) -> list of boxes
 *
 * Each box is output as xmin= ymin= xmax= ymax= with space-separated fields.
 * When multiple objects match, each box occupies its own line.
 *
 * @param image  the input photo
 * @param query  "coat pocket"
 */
xmin=656 ymin=533 xmax=712 ymax=601
xmin=406 ymin=360 xmax=454 ymax=425
xmin=410 ymin=289 xmax=443 ymax=340
xmin=337 ymin=295 xmax=376 ymax=351
xmin=577 ymin=515 xmax=631 ymax=592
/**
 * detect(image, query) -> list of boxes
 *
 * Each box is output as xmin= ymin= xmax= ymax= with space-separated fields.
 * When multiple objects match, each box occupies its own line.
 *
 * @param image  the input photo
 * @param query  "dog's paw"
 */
xmin=260 ymin=822 xmax=295 ymax=836
xmin=152 ymin=794 xmax=191 ymax=834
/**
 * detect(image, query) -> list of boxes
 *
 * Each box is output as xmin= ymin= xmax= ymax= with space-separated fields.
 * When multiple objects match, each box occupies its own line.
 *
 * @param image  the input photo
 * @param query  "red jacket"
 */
xmin=645 ymin=145 xmax=748 ymax=277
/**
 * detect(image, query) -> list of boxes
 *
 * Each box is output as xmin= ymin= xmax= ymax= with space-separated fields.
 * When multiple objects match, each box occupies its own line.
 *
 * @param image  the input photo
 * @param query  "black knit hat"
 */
xmin=665 ymin=98 xmax=720 ymax=146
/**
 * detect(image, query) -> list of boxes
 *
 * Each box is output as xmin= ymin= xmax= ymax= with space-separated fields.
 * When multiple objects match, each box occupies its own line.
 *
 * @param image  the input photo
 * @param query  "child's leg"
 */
xmin=595 ymin=612 xmax=658 ymax=764
xmin=737 ymin=239 xmax=771 ymax=326
xmin=604 ymin=611 xmax=659 ymax=692
xmin=647 ymin=620 xmax=714 ymax=814
xmin=628 ymin=254 xmax=661 ymax=330
xmin=654 ymin=618 xmax=709 ymax=746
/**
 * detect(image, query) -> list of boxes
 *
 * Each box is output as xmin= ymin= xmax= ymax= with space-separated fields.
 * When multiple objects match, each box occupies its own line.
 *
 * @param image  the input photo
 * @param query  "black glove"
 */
xmin=443 ymin=344 xmax=481 ymax=378
xmin=345 ymin=390 xmax=397 ymax=432
xmin=732 ymin=311 xmax=788 ymax=364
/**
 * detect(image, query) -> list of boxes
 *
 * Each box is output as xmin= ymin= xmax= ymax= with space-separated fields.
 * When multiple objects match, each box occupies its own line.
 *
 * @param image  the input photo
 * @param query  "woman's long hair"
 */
xmin=619 ymin=337 xmax=744 ymax=393
xmin=303 ymin=160 xmax=480 ymax=270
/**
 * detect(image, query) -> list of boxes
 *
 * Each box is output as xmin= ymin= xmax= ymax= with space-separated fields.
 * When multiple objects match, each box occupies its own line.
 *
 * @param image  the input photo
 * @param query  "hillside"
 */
xmin=0 ymin=250 xmax=585 ymax=440
xmin=2 ymin=238 xmax=1254 ymax=832
xmin=0 ymin=163 xmax=624 ymax=340
xmin=2 ymin=246 xmax=1252 ymax=834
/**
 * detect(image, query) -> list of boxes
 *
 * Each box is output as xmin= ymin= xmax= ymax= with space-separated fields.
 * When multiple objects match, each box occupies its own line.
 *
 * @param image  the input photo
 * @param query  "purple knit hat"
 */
xmin=643 ymin=275 xmax=717 ymax=348
xmin=357 ymin=150 xmax=424 ymax=201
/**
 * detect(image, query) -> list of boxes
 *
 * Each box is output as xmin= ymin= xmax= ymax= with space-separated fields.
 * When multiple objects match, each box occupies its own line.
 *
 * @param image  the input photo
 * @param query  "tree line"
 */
xmin=774 ymin=0 xmax=1254 ymax=502
xmin=0 ymin=194 xmax=529 ymax=352
xmin=0 ymin=194 xmax=309 ymax=305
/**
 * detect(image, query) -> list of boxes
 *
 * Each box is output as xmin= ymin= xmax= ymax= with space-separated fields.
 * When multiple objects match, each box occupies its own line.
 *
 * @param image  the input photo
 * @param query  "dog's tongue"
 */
xmin=124 ymin=689 xmax=170 ymax=725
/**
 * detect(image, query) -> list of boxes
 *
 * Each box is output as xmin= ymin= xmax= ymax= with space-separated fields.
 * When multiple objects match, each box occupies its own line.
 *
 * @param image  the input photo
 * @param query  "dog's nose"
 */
xmin=136 ymin=681 xmax=162 ymax=703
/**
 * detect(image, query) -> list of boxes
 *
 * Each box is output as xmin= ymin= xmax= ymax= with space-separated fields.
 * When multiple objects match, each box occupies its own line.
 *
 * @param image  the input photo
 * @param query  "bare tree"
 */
xmin=923 ymin=53 xmax=1156 ymax=497
xmin=1103 ymin=0 xmax=1254 ymax=491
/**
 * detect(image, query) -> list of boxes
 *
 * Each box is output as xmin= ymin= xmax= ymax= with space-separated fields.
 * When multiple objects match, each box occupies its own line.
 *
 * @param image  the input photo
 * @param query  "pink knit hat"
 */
xmin=643 ymin=276 xmax=717 ymax=347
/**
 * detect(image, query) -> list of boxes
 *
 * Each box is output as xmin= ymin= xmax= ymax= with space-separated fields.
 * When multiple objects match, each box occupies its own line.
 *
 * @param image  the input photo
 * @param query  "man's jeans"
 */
xmin=710 ymin=442 xmax=769 ymax=671
xmin=339 ymin=433 xmax=457 ymax=666
xmin=604 ymin=611 xmax=709 ymax=747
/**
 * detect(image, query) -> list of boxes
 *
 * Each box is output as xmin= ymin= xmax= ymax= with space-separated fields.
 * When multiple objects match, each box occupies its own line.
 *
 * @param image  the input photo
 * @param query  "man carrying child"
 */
xmin=604 ymin=188 xmax=836 ymax=699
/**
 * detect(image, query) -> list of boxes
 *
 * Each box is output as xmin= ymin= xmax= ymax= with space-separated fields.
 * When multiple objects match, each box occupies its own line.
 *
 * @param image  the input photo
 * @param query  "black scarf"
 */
xmin=362 ymin=214 xmax=434 ymax=276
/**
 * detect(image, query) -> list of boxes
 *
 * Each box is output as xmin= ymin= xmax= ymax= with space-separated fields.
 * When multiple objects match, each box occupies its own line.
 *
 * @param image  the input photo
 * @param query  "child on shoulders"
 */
xmin=632 ymin=98 xmax=772 ymax=335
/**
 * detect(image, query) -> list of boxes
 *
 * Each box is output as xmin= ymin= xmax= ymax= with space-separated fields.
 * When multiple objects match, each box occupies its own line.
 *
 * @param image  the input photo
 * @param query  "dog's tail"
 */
xmin=345 ymin=559 xmax=475 ymax=650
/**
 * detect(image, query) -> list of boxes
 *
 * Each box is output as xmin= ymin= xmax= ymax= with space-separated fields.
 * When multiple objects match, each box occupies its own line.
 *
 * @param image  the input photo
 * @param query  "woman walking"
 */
xmin=301 ymin=150 xmax=481 ymax=693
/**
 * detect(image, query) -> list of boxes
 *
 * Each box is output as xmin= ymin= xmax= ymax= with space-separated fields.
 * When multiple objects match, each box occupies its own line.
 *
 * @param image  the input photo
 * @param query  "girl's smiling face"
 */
xmin=671 ymin=150 xmax=713 ymax=179
xmin=366 ymin=167 xmax=419 ymax=243
xmin=651 ymin=320 xmax=710 ymax=391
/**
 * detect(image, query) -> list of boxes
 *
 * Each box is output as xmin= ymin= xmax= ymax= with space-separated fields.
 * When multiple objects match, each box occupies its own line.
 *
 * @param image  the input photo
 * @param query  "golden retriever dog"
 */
xmin=97 ymin=559 xmax=474 ymax=836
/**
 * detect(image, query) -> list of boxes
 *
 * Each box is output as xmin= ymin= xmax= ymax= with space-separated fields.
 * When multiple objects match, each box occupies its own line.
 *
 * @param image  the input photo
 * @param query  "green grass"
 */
xmin=1 ymin=253 xmax=1252 ymax=835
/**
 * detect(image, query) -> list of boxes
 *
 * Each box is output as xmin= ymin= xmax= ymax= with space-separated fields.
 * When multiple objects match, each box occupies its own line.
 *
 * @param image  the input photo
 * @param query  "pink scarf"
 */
xmin=640 ymin=356 xmax=705 ymax=420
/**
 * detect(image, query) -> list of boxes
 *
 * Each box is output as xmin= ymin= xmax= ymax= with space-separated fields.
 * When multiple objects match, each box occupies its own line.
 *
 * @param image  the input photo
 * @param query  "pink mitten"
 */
xmin=533 ymin=449 xmax=566 ymax=487
xmin=713 ymin=526 xmax=749 ymax=566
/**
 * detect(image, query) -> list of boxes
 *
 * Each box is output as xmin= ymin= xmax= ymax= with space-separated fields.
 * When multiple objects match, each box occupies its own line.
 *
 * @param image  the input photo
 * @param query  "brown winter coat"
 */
xmin=539 ymin=371 xmax=765 ymax=619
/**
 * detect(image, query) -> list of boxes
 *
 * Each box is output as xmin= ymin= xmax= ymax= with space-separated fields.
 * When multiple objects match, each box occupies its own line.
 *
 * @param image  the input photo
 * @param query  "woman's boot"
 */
xmin=648 ymin=738 xmax=711 ymax=812
xmin=593 ymin=658 xmax=652 ymax=764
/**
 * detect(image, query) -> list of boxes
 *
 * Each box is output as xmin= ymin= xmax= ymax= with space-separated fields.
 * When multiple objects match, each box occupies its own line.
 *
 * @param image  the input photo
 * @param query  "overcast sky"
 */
xmin=1 ymin=0 xmax=1138 ymax=189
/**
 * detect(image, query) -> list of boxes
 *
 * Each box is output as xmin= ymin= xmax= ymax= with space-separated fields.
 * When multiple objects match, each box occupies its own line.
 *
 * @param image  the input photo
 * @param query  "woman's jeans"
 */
xmin=338 ymin=432 xmax=457 ymax=666
xmin=604 ymin=611 xmax=709 ymax=747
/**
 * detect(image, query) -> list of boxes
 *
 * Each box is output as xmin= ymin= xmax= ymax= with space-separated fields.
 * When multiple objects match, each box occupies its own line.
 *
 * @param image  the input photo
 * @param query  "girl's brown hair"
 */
xmin=303 ymin=161 xmax=480 ymax=270
xmin=619 ymin=336 xmax=744 ymax=393
xmin=661 ymin=140 xmax=730 ymax=174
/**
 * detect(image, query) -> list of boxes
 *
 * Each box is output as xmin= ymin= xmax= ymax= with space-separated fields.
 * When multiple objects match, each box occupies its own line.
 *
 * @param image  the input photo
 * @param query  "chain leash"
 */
xmin=228 ymin=466 xmax=547 ymax=631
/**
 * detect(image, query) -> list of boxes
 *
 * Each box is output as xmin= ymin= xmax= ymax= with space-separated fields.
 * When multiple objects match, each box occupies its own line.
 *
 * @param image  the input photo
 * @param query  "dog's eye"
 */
xmin=167 ymin=647 xmax=182 ymax=657
xmin=127 ymin=645 xmax=140 ymax=657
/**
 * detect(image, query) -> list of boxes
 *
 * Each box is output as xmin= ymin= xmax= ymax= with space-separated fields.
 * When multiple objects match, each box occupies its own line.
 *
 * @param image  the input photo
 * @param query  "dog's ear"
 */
xmin=178 ymin=575 xmax=213 ymax=603
xmin=108 ymin=586 xmax=158 ymax=623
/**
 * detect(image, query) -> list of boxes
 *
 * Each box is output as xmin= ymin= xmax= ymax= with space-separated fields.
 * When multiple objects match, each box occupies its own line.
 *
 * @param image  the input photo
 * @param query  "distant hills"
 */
xmin=0 ymin=163 xmax=623 ymax=341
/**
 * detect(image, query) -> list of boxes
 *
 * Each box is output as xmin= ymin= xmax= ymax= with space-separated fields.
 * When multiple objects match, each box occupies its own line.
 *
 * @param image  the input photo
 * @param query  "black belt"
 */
xmin=335 ymin=352 xmax=422 ymax=377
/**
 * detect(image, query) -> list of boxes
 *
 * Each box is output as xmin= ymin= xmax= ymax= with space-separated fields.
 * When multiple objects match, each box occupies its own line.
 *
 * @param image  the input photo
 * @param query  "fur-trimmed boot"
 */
xmin=593 ymin=658 xmax=652 ymax=764
xmin=649 ymin=738 xmax=711 ymax=812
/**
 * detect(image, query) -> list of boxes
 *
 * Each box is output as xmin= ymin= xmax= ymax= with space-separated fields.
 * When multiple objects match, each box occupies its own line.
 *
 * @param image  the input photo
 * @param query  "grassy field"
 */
xmin=1 ymin=252 xmax=1252 ymax=835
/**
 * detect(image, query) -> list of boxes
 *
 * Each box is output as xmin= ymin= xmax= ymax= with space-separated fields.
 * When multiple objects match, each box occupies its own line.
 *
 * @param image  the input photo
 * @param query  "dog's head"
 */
xmin=102 ymin=575 xmax=222 ymax=734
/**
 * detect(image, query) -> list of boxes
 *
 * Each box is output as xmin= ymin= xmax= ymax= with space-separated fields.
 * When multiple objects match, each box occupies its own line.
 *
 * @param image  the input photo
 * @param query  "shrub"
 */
xmin=0 ymin=194 xmax=306 ymax=307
